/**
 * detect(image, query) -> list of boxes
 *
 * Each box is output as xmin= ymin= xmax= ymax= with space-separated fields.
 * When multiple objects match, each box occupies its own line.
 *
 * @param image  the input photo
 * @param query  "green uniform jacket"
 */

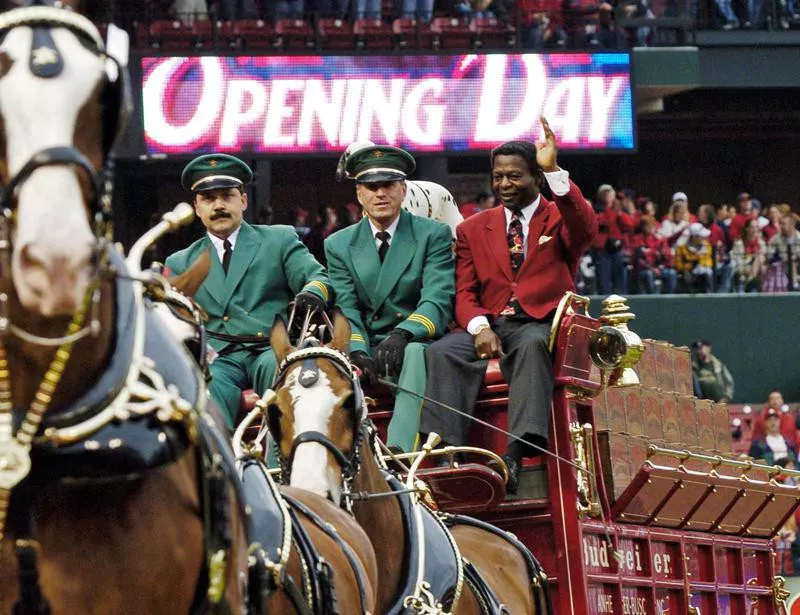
xmin=324 ymin=210 xmax=454 ymax=353
xmin=165 ymin=222 xmax=331 ymax=353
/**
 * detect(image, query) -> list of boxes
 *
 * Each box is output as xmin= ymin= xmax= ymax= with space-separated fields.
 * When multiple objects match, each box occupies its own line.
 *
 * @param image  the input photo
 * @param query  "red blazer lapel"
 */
xmin=485 ymin=207 xmax=513 ymax=282
xmin=520 ymin=199 xmax=552 ymax=276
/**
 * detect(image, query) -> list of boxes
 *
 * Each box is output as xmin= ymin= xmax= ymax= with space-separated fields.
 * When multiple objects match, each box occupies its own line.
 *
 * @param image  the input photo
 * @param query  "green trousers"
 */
xmin=209 ymin=346 xmax=277 ymax=428
xmin=376 ymin=341 xmax=427 ymax=452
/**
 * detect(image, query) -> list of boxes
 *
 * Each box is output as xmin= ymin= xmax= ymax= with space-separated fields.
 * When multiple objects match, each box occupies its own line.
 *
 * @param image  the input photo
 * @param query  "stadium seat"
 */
xmin=317 ymin=18 xmax=356 ymax=50
xmin=231 ymin=19 xmax=276 ymax=51
xmin=274 ymin=18 xmax=316 ymax=50
xmin=430 ymin=17 xmax=477 ymax=50
xmin=216 ymin=20 xmax=239 ymax=48
xmin=191 ymin=19 xmax=214 ymax=48
xmin=472 ymin=16 xmax=516 ymax=49
xmin=148 ymin=19 xmax=195 ymax=50
xmin=353 ymin=18 xmax=394 ymax=50
xmin=392 ymin=18 xmax=438 ymax=49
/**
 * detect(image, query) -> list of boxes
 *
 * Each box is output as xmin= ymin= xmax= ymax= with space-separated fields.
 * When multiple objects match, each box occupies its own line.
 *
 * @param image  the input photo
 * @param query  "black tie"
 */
xmin=376 ymin=231 xmax=391 ymax=263
xmin=222 ymin=239 xmax=232 ymax=275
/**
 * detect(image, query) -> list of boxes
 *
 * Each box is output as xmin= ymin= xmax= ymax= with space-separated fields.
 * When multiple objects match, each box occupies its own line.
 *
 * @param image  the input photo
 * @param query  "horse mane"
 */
xmin=167 ymin=249 xmax=211 ymax=299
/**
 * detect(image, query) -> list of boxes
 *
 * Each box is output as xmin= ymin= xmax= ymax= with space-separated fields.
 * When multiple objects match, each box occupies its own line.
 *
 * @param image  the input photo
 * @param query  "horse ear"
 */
xmin=271 ymin=316 xmax=293 ymax=364
xmin=328 ymin=309 xmax=351 ymax=353
xmin=168 ymin=250 xmax=211 ymax=298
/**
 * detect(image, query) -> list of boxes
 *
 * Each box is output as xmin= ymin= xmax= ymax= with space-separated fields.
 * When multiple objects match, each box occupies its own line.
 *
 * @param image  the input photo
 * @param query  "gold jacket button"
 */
xmin=396 ymin=312 xmax=403 ymax=318
xmin=257 ymin=331 xmax=263 ymax=337
xmin=223 ymin=315 xmax=229 ymax=322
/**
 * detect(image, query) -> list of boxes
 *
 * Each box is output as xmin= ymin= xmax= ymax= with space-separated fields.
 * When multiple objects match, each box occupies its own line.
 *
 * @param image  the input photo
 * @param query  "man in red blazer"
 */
xmin=420 ymin=118 xmax=597 ymax=493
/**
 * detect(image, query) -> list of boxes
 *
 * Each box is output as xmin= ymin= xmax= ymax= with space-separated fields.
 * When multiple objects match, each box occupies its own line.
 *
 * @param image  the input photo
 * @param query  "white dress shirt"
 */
xmin=368 ymin=215 xmax=401 ymax=251
xmin=207 ymin=225 xmax=241 ymax=265
xmin=467 ymin=169 xmax=570 ymax=335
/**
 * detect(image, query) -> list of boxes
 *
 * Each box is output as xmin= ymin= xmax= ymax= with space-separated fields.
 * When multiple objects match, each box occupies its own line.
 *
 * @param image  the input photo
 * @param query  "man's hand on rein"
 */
xmin=293 ymin=291 xmax=326 ymax=319
xmin=374 ymin=329 xmax=412 ymax=378
xmin=350 ymin=351 xmax=377 ymax=386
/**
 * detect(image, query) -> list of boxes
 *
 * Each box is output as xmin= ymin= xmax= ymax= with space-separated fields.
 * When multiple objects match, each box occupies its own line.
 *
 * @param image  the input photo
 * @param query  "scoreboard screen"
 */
xmin=141 ymin=52 xmax=635 ymax=155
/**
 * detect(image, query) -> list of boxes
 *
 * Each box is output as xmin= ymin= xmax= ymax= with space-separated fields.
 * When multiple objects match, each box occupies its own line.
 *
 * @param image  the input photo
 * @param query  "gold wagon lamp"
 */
xmin=588 ymin=295 xmax=645 ymax=386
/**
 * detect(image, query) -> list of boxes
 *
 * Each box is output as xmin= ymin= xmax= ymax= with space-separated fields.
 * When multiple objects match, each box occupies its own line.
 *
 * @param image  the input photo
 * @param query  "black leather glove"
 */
xmin=293 ymin=291 xmax=326 ymax=318
xmin=374 ymin=329 xmax=412 ymax=378
xmin=350 ymin=351 xmax=377 ymax=386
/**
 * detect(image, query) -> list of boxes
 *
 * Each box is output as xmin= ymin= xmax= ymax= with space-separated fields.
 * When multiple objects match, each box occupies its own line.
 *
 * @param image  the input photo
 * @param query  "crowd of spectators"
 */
xmin=581 ymin=187 xmax=800 ymax=296
xmin=289 ymin=182 xmax=800 ymax=297
xmin=141 ymin=0 xmax=800 ymax=52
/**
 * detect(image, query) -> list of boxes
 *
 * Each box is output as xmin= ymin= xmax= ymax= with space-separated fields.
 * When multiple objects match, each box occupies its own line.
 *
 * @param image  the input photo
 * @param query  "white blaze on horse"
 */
xmin=337 ymin=141 xmax=464 ymax=237
xmin=0 ymin=11 xmax=108 ymax=315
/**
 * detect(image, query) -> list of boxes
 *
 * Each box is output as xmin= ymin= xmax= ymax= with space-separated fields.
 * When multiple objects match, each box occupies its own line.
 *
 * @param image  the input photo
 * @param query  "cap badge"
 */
xmin=210 ymin=159 xmax=218 ymax=167
xmin=373 ymin=151 xmax=384 ymax=158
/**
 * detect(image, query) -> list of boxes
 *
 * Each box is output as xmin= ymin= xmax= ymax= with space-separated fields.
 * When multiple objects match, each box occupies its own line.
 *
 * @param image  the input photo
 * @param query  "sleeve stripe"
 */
xmin=303 ymin=280 xmax=329 ymax=302
xmin=350 ymin=333 xmax=366 ymax=342
xmin=408 ymin=313 xmax=436 ymax=337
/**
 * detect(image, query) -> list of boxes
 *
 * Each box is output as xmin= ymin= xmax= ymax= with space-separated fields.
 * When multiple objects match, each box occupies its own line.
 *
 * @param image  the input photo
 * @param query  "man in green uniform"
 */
xmin=324 ymin=145 xmax=455 ymax=451
xmin=166 ymin=154 xmax=331 ymax=426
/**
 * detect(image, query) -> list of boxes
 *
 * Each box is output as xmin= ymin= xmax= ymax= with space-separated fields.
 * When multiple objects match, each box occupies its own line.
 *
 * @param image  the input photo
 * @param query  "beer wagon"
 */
xmin=369 ymin=293 xmax=798 ymax=614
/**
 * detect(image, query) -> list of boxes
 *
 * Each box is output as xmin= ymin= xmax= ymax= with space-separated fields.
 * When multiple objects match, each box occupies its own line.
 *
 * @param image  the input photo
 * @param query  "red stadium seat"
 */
xmin=317 ymin=18 xmax=356 ymax=50
xmin=191 ymin=19 xmax=214 ymax=48
xmin=392 ymin=18 xmax=438 ymax=49
xmin=430 ymin=17 xmax=477 ymax=50
xmin=216 ymin=20 xmax=239 ymax=48
xmin=353 ymin=18 xmax=394 ymax=50
xmin=231 ymin=19 xmax=276 ymax=50
xmin=472 ymin=16 xmax=516 ymax=49
xmin=134 ymin=21 xmax=150 ymax=48
xmin=148 ymin=19 xmax=195 ymax=50
xmin=273 ymin=18 xmax=316 ymax=50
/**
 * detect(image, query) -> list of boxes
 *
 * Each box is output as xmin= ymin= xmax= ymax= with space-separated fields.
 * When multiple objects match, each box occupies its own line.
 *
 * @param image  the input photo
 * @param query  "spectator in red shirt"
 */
xmin=562 ymin=0 xmax=611 ymax=47
xmin=594 ymin=184 xmax=635 ymax=294
xmin=517 ymin=0 xmax=566 ymax=47
xmin=632 ymin=216 xmax=676 ymax=293
xmin=728 ymin=192 xmax=757 ymax=241
xmin=751 ymin=390 xmax=799 ymax=448
xmin=762 ymin=204 xmax=782 ymax=243
xmin=459 ymin=191 xmax=496 ymax=219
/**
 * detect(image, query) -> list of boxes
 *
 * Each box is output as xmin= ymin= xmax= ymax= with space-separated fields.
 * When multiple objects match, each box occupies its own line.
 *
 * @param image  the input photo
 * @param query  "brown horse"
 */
xmin=0 ymin=5 xmax=252 ymax=614
xmin=267 ymin=314 xmax=550 ymax=614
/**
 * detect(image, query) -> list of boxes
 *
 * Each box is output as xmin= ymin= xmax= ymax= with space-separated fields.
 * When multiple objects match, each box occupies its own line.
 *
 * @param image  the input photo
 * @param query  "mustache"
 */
xmin=210 ymin=211 xmax=232 ymax=220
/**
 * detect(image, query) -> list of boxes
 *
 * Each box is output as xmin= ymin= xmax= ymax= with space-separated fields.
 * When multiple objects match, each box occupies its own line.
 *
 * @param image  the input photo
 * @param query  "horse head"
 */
xmin=0 ymin=2 xmax=129 ymax=317
xmin=267 ymin=311 xmax=368 ymax=506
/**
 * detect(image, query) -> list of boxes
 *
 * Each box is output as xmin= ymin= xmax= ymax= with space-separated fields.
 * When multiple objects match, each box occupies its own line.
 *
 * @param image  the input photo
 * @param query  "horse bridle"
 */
xmin=0 ymin=3 xmax=132 ymax=347
xmin=267 ymin=343 xmax=367 ymax=512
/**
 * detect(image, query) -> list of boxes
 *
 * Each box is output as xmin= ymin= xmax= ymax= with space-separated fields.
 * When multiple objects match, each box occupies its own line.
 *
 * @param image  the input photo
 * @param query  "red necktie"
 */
xmin=508 ymin=211 xmax=525 ymax=272
xmin=502 ymin=211 xmax=524 ymax=316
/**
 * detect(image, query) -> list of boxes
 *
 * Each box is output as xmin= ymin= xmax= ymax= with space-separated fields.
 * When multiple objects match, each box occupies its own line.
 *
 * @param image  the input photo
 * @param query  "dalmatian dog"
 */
xmin=337 ymin=141 xmax=463 ymax=237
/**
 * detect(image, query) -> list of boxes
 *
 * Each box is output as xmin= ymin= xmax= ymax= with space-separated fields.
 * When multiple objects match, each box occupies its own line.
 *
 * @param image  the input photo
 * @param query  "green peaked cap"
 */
xmin=344 ymin=145 xmax=416 ymax=183
xmin=181 ymin=153 xmax=253 ymax=192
